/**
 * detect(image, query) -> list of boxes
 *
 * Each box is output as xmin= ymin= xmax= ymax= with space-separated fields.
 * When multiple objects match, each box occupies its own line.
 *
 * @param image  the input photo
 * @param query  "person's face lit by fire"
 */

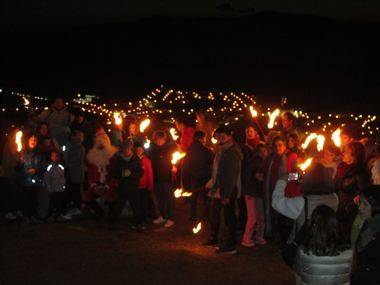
xmin=274 ymin=139 xmax=287 ymax=156
xmin=28 ymin=136 xmax=38 ymax=150
xmin=281 ymin=114 xmax=293 ymax=131
xmin=245 ymin=127 xmax=257 ymax=140
xmin=129 ymin=123 xmax=138 ymax=136
xmin=341 ymin=133 xmax=353 ymax=147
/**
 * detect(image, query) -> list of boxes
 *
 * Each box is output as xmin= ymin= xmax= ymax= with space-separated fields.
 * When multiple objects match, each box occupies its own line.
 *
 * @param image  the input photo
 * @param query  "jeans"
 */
xmin=210 ymin=197 xmax=237 ymax=247
xmin=68 ymin=182 xmax=82 ymax=209
xmin=155 ymin=181 xmax=174 ymax=220
xmin=190 ymin=189 xmax=208 ymax=221
xmin=242 ymin=195 xmax=265 ymax=243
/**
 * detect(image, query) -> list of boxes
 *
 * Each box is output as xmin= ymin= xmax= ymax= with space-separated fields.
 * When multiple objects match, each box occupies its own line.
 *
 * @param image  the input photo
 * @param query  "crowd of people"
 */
xmin=1 ymin=97 xmax=380 ymax=284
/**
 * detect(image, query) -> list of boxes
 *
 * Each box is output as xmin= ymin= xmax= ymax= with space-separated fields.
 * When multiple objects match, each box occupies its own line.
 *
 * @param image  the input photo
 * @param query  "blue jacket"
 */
xmin=17 ymin=149 xmax=44 ymax=187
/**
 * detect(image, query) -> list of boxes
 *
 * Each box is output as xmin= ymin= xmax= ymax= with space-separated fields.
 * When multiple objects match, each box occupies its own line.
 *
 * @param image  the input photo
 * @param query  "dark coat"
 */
xmin=216 ymin=143 xmax=242 ymax=199
xmin=149 ymin=143 xmax=177 ymax=183
xmin=243 ymin=153 xmax=265 ymax=198
xmin=182 ymin=140 xmax=213 ymax=191
xmin=109 ymin=153 xmax=143 ymax=190
xmin=16 ymin=149 xmax=44 ymax=187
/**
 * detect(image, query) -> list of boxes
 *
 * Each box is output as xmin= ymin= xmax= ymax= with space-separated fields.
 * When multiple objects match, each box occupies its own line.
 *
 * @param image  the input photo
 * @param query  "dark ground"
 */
xmin=0 ymin=200 xmax=293 ymax=285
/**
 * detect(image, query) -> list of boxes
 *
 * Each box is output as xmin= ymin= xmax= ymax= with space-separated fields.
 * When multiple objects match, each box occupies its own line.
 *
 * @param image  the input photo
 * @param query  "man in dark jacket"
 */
xmin=149 ymin=131 xmax=177 ymax=228
xmin=182 ymin=131 xmax=213 ymax=221
xmin=205 ymin=126 xmax=243 ymax=254
xmin=108 ymin=140 xmax=143 ymax=228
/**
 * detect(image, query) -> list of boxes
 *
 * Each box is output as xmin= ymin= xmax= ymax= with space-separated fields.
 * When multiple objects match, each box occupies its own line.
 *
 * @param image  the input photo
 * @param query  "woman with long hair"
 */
xmin=294 ymin=205 xmax=352 ymax=285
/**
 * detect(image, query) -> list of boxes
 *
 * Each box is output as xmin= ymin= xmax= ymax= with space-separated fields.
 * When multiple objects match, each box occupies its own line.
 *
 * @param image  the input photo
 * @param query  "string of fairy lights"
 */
xmin=1 ymin=87 xmax=379 ymax=139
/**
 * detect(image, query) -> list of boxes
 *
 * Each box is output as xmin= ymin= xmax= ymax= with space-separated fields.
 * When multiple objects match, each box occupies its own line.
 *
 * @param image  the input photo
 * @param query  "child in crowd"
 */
xmin=43 ymin=150 xmax=70 ymax=222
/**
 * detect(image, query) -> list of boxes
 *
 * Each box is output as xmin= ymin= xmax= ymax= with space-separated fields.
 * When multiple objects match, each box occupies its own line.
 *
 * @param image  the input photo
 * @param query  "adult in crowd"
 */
xmin=294 ymin=205 xmax=352 ymax=285
xmin=65 ymin=130 xmax=86 ymax=217
xmin=281 ymin=111 xmax=301 ymax=138
xmin=351 ymin=186 xmax=380 ymax=284
xmin=16 ymin=134 xmax=44 ymax=224
xmin=108 ymin=140 xmax=144 ymax=228
xmin=175 ymin=116 xmax=196 ymax=152
xmin=127 ymin=121 xmax=145 ymax=146
xmin=335 ymin=141 xmax=370 ymax=234
xmin=182 ymin=131 xmax=213 ymax=221
xmin=149 ymin=130 xmax=177 ymax=228
xmin=205 ymin=126 xmax=243 ymax=254
xmin=84 ymin=129 xmax=118 ymax=217
xmin=241 ymin=143 xmax=268 ymax=247
xmin=263 ymin=135 xmax=288 ymax=239
xmin=196 ymin=110 xmax=215 ymax=147
xmin=318 ymin=144 xmax=341 ymax=180
xmin=272 ymin=163 xmax=339 ymax=244
xmin=37 ymin=122 xmax=57 ymax=161
xmin=39 ymin=97 xmax=74 ymax=148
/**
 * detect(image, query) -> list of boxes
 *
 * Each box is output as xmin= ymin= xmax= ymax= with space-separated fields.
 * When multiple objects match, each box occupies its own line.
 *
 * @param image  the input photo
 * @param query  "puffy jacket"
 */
xmin=43 ymin=163 xmax=66 ymax=193
xmin=295 ymin=248 xmax=353 ymax=285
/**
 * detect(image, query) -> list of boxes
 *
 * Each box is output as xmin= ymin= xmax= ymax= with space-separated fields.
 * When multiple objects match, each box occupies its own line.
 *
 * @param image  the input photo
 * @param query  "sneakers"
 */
xmin=67 ymin=208 xmax=82 ymax=217
xmin=217 ymin=245 xmax=238 ymax=254
xmin=56 ymin=215 xmax=71 ymax=222
xmin=164 ymin=219 xmax=175 ymax=228
xmin=153 ymin=216 xmax=166 ymax=224
xmin=241 ymin=240 xmax=255 ymax=247
xmin=255 ymin=238 xmax=267 ymax=245
xmin=5 ymin=212 xmax=17 ymax=220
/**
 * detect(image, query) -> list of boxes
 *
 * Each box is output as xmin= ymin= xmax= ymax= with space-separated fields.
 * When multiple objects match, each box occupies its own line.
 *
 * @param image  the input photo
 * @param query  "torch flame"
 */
xmin=144 ymin=138 xmax=151 ymax=149
xmin=299 ymin=158 xmax=313 ymax=172
xmin=211 ymin=137 xmax=218 ymax=144
xmin=249 ymin=106 xmax=258 ymax=118
xmin=268 ymin=109 xmax=280 ymax=129
xmin=332 ymin=128 xmax=342 ymax=147
xmin=192 ymin=222 xmax=202 ymax=234
xmin=15 ymin=130 xmax=23 ymax=152
xmin=22 ymin=97 xmax=30 ymax=106
xmin=139 ymin=118 xmax=151 ymax=133
xmin=316 ymin=135 xmax=325 ymax=152
xmin=302 ymin=133 xmax=317 ymax=150
xmin=171 ymin=151 xmax=186 ymax=165
xmin=113 ymin=112 xmax=122 ymax=126
xmin=170 ymin=128 xmax=179 ymax=141
xmin=174 ymin=188 xmax=193 ymax=198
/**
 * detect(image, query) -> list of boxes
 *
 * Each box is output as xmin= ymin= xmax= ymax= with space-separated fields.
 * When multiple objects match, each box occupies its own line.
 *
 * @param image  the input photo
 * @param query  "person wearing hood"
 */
xmin=84 ymin=130 xmax=118 ymax=217
xmin=108 ymin=140 xmax=143 ymax=228
xmin=39 ymin=97 xmax=74 ymax=148
xmin=205 ymin=126 xmax=243 ymax=254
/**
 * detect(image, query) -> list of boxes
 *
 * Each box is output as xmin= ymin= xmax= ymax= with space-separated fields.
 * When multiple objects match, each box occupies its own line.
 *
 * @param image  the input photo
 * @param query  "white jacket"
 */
xmin=272 ymin=179 xmax=305 ymax=220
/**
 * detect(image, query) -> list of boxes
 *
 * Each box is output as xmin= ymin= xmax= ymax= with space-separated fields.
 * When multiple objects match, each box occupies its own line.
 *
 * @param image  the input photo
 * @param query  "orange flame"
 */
xmin=15 ymin=130 xmax=23 ymax=152
xmin=332 ymin=128 xmax=342 ymax=147
xmin=301 ymin=133 xmax=317 ymax=149
xmin=192 ymin=222 xmax=202 ymax=234
xmin=174 ymin=188 xmax=193 ymax=198
xmin=113 ymin=112 xmax=122 ymax=126
xmin=268 ymin=109 xmax=280 ymax=129
xmin=299 ymin=158 xmax=313 ymax=172
xmin=211 ymin=137 xmax=218 ymax=144
xmin=139 ymin=118 xmax=151 ymax=133
xmin=170 ymin=128 xmax=179 ymax=141
xmin=316 ymin=135 xmax=325 ymax=152
xmin=249 ymin=106 xmax=258 ymax=118
xmin=171 ymin=151 xmax=186 ymax=165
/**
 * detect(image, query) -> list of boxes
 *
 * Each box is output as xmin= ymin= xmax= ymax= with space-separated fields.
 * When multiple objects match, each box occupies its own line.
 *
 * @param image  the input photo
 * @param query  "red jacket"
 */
xmin=139 ymin=156 xmax=154 ymax=191
xmin=180 ymin=126 xmax=195 ymax=152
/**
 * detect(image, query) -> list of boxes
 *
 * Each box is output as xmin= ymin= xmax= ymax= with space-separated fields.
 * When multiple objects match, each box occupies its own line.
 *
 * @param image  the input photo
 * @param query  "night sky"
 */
xmin=0 ymin=1 xmax=379 ymax=112
xmin=1 ymin=0 xmax=379 ymax=27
